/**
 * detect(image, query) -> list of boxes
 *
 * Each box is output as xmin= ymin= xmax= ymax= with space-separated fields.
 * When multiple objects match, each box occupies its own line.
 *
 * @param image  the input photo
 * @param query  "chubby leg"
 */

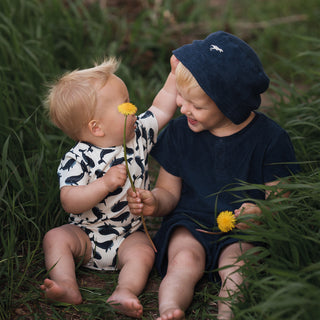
xmin=107 ymin=231 xmax=155 ymax=318
xmin=40 ymin=224 xmax=92 ymax=305
xmin=157 ymin=227 xmax=206 ymax=320
xmin=217 ymin=242 xmax=254 ymax=320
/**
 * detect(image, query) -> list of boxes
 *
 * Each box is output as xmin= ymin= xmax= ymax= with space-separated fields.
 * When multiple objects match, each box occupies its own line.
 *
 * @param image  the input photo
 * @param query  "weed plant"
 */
xmin=0 ymin=0 xmax=319 ymax=319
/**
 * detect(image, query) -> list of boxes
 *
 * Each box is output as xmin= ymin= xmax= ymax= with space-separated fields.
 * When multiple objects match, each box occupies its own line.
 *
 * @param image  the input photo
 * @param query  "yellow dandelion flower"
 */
xmin=217 ymin=210 xmax=236 ymax=233
xmin=118 ymin=102 xmax=137 ymax=116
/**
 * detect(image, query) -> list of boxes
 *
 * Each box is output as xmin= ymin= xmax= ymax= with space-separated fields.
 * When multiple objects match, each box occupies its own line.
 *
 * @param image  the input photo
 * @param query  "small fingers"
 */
xmin=127 ymin=188 xmax=141 ymax=200
xmin=235 ymin=222 xmax=250 ymax=230
xmin=128 ymin=201 xmax=144 ymax=215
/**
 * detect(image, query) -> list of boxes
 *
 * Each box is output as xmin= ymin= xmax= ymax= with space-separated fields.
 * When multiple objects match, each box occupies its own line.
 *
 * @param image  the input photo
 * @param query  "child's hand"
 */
xmin=127 ymin=188 xmax=157 ymax=217
xmin=170 ymin=55 xmax=179 ymax=74
xmin=234 ymin=202 xmax=262 ymax=230
xmin=102 ymin=164 xmax=127 ymax=193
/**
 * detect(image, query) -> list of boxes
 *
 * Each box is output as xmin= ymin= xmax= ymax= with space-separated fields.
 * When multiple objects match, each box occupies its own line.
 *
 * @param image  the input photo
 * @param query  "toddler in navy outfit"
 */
xmin=41 ymin=57 xmax=177 ymax=318
xmin=127 ymin=31 xmax=299 ymax=320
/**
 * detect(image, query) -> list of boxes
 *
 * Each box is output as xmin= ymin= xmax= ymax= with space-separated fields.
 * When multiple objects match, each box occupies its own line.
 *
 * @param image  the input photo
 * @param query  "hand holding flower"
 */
xmin=234 ymin=202 xmax=262 ymax=230
xmin=198 ymin=203 xmax=262 ymax=235
xmin=127 ymin=188 xmax=158 ymax=217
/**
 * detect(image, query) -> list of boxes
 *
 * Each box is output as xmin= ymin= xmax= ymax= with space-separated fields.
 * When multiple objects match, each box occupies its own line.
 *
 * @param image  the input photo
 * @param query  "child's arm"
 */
xmin=60 ymin=164 xmax=127 ymax=214
xmin=149 ymin=55 xmax=178 ymax=131
xmin=127 ymin=166 xmax=181 ymax=217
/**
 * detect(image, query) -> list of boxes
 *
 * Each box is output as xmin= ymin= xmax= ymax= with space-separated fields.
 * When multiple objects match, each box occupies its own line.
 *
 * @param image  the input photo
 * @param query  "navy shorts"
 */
xmin=153 ymin=212 xmax=241 ymax=282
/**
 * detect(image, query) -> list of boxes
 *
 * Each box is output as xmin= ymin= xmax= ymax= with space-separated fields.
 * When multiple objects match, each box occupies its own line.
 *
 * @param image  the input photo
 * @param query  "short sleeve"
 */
xmin=136 ymin=110 xmax=159 ymax=152
xmin=151 ymin=119 xmax=182 ymax=177
xmin=57 ymin=153 xmax=90 ymax=188
xmin=263 ymin=130 xmax=300 ymax=182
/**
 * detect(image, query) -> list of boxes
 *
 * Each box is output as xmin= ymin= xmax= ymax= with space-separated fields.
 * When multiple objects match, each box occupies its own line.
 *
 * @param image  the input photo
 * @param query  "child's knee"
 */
xmin=43 ymin=227 xmax=61 ymax=246
xmin=218 ymin=263 xmax=243 ymax=287
xmin=137 ymin=243 xmax=155 ymax=267
xmin=43 ymin=226 xmax=73 ymax=249
xmin=119 ymin=241 xmax=155 ymax=269
xmin=170 ymin=248 xmax=204 ymax=270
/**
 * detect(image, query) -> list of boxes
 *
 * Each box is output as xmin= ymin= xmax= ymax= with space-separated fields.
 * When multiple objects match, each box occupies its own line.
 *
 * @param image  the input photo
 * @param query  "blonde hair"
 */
xmin=45 ymin=57 xmax=119 ymax=140
xmin=175 ymin=61 xmax=199 ymax=91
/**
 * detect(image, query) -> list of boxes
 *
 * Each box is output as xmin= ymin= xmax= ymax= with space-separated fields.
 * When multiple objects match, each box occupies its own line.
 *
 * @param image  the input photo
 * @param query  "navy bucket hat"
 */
xmin=173 ymin=31 xmax=270 ymax=124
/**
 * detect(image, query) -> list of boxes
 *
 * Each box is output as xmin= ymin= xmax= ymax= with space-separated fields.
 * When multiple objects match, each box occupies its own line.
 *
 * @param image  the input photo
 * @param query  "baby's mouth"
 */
xmin=188 ymin=117 xmax=198 ymax=126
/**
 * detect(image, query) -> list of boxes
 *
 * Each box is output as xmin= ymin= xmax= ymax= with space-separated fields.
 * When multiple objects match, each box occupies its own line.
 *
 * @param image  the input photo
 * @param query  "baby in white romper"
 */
xmin=41 ymin=56 xmax=177 ymax=318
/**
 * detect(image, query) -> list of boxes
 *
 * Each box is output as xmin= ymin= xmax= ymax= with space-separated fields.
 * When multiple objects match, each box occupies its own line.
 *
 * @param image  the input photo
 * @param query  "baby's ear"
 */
xmin=88 ymin=120 xmax=104 ymax=137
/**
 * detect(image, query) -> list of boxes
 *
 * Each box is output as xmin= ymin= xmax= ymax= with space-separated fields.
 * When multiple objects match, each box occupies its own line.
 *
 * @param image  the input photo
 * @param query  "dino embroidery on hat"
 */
xmin=210 ymin=44 xmax=223 ymax=53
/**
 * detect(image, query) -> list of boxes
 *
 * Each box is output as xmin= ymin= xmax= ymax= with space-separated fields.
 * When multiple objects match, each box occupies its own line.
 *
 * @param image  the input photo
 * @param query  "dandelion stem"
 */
xmin=196 ymin=228 xmax=222 ymax=235
xmin=123 ymin=115 xmax=157 ymax=252
xmin=123 ymin=116 xmax=135 ymax=192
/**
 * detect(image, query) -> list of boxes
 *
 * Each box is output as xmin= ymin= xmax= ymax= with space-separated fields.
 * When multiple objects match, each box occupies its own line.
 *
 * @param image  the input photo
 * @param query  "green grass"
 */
xmin=0 ymin=0 xmax=319 ymax=319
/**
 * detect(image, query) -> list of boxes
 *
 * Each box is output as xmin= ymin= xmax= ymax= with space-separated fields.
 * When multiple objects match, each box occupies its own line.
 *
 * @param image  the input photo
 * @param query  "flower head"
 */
xmin=118 ymin=102 xmax=137 ymax=116
xmin=217 ymin=210 xmax=236 ymax=232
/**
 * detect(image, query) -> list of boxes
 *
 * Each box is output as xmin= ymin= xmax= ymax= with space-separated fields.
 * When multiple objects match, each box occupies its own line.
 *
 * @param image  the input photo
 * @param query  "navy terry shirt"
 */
xmin=151 ymin=112 xmax=299 ymax=228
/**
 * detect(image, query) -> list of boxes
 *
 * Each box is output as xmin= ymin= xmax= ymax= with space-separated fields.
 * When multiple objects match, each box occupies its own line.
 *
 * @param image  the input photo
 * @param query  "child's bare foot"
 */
xmin=40 ymin=278 xmax=82 ymax=305
xmin=157 ymin=308 xmax=185 ymax=320
xmin=107 ymin=287 xmax=143 ymax=318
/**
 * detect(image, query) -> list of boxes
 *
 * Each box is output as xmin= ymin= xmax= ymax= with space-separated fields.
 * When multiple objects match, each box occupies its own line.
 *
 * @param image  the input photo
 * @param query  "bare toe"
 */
xmin=107 ymin=288 xmax=143 ymax=318
xmin=157 ymin=308 xmax=185 ymax=320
